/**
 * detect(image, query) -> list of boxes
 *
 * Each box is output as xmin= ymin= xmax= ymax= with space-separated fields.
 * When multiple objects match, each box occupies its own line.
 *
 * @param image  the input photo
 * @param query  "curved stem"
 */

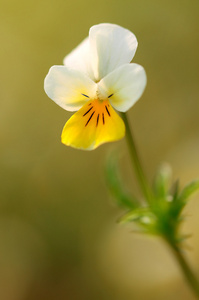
xmin=121 ymin=112 xmax=152 ymax=202
xmin=166 ymin=239 xmax=199 ymax=299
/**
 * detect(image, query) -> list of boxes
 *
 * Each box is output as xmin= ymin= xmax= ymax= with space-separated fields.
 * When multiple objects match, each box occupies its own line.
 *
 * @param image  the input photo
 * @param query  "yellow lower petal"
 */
xmin=61 ymin=99 xmax=125 ymax=150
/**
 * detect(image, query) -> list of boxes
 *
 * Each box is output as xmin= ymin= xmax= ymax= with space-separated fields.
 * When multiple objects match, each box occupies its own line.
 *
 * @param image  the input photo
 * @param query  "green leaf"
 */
xmin=170 ymin=179 xmax=199 ymax=218
xmin=170 ymin=179 xmax=179 ymax=200
xmin=178 ymin=179 xmax=199 ymax=203
xmin=119 ymin=207 xmax=157 ymax=232
xmin=105 ymin=154 xmax=138 ymax=210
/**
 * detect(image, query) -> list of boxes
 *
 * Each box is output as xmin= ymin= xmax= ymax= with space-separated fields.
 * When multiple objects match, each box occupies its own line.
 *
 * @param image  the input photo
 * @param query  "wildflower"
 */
xmin=44 ymin=23 xmax=146 ymax=150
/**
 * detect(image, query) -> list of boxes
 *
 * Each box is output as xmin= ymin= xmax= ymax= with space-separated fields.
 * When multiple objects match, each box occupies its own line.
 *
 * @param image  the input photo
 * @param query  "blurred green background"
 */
xmin=0 ymin=0 xmax=199 ymax=299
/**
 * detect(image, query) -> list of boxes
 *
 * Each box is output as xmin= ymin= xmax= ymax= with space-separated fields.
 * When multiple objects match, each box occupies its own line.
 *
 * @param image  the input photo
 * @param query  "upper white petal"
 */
xmin=89 ymin=23 xmax=138 ymax=81
xmin=63 ymin=38 xmax=95 ymax=81
xmin=44 ymin=66 xmax=97 ymax=112
xmin=98 ymin=63 xmax=147 ymax=112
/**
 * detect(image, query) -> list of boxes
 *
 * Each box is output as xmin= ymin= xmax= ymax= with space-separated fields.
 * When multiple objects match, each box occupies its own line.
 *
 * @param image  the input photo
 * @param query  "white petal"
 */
xmin=98 ymin=64 xmax=147 ymax=112
xmin=63 ymin=38 xmax=95 ymax=81
xmin=89 ymin=23 xmax=138 ymax=81
xmin=44 ymin=66 xmax=97 ymax=112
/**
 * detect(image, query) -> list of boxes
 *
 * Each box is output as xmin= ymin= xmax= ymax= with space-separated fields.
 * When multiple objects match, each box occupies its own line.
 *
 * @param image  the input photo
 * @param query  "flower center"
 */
xmin=82 ymin=99 xmax=111 ymax=127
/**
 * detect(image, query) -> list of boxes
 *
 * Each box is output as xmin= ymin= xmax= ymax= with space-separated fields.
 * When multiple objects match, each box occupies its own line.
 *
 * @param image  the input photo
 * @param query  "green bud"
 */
xmin=153 ymin=163 xmax=172 ymax=199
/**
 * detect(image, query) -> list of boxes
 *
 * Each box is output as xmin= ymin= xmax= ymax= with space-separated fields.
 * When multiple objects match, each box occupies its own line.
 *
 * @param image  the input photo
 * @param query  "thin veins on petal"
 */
xmin=102 ymin=113 xmax=105 ymax=124
xmin=83 ymin=106 xmax=93 ymax=116
xmin=82 ymin=99 xmax=112 ymax=128
xmin=105 ymin=105 xmax=111 ymax=116
xmin=96 ymin=114 xmax=100 ymax=127
xmin=85 ymin=111 xmax=95 ymax=126
xmin=108 ymin=93 xmax=114 ymax=98
xmin=81 ymin=93 xmax=90 ymax=98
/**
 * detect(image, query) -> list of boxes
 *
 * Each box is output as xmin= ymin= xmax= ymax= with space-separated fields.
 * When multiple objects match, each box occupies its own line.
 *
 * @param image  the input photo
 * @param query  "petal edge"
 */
xmin=44 ymin=65 xmax=97 ymax=111
xmin=98 ymin=63 xmax=147 ymax=112
xmin=89 ymin=23 xmax=138 ymax=81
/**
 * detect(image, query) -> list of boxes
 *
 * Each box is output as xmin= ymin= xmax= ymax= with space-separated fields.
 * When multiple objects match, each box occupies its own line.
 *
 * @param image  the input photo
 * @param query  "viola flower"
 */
xmin=44 ymin=23 xmax=146 ymax=150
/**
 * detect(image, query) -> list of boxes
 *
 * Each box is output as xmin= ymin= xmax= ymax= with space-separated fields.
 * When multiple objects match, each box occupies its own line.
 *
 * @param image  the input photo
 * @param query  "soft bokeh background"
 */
xmin=1 ymin=0 xmax=199 ymax=299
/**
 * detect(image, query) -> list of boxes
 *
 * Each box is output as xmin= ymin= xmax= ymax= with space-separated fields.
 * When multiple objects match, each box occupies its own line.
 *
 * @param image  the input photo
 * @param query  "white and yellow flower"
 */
xmin=44 ymin=23 xmax=146 ymax=150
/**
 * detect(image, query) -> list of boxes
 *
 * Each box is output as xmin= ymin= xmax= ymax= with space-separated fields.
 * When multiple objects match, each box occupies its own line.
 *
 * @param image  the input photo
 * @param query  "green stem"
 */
xmin=122 ymin=112 xmax=199 ymax=298
xmin=121 ymin=112 xmax=152 ymax=202
xmin=166 ymin=239 xmax=199 ymax=299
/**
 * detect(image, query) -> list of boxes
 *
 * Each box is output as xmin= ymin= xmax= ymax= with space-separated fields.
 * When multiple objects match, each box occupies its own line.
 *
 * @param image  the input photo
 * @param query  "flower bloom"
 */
xmin=44 ymin=23 xmax=146 ymax=150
